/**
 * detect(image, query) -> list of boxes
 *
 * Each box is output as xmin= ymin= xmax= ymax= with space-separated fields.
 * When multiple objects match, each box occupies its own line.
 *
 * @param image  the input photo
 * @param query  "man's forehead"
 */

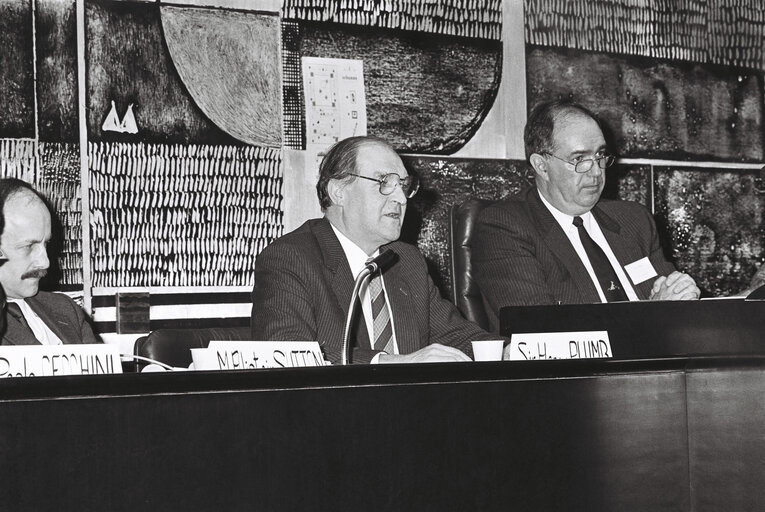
xmin=3 ymin=193 xmax=51 ymax=231
xmin=355 ymin=143 xmax=407 ymax=175
xmin=553 ymin=115 xmax=604 ymax=149
xmin=5 ymin=190 xmax=44 ymax=209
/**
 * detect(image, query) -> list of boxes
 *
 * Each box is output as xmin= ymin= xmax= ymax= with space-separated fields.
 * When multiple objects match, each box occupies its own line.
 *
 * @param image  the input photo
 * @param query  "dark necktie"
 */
xmin=6 ymin=301 xmax=35 ymax=336
xmin=572 ymin=216 xmax=628 ymax=302
xmin=366 ymin=267 xmax=394 ymax=353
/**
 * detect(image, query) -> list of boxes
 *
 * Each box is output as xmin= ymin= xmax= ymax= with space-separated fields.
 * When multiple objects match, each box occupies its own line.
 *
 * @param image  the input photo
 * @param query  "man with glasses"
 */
xmin=252 ymin=135 xmax=500 ymax=363
xmin=473 ymin=100 xmax=699 ymax=332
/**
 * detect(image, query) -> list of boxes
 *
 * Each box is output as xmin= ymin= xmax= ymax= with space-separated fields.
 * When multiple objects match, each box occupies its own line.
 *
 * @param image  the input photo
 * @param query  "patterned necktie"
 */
xmin=367 ymin=268 xmax=395 ymax=353
xmin=572 ymin=216 xmax=628 ymax=302
xmin=6 ymin=302 xmax=34 ymax=336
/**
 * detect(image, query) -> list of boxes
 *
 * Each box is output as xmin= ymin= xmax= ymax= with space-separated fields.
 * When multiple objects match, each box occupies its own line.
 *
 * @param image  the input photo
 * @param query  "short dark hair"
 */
xmin=316 ymin=135 xmax=394 ymax=210
xmin=524 ymin=100 xmax=602 ymax=161
xmin=0 ymin=178 xmax=42 ymax=238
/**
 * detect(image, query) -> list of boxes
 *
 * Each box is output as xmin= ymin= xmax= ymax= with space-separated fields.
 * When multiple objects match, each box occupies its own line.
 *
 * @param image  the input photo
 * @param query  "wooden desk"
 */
xmin=0 ymin=357 xmax=763 ymax=511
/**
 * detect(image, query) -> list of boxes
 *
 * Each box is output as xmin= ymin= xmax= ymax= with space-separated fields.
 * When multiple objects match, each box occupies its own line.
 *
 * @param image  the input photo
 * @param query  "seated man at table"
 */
xmin=0 ymin=178 xmax=99 ymax=345
xmin=473 ymin=100 xmax=700 ymax=332
xmin=251 ymin=136 xmax=501 ymax=364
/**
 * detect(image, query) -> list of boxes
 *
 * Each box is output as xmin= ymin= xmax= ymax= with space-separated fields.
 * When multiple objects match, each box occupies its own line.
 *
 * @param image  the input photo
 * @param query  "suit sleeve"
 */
xmin=251 ymin=244 xmax=319 ymax=342
xmin=425 ymin=273 xmax=504 ymax=357
xmin=639 ymin=205 xmax=677 ymax=278
xmin=473 ymin=205 xmax=559 ymax=311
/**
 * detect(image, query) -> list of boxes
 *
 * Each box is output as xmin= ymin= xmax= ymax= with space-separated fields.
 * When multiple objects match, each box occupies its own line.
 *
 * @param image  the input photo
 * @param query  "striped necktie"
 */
xmin=367 ymin=267 xmax=395 ymax=353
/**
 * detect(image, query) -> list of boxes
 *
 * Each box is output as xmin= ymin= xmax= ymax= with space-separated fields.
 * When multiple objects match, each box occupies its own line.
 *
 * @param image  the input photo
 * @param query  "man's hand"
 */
xmin=649 ymin=271 xmax=700 ymax=301
xmin=377 ymin=343 xmax=471 ymax=364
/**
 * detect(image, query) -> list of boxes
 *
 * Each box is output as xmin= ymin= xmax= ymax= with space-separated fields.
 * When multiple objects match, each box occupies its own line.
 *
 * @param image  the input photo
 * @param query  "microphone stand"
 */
xmin=341 ymin=268 xmax=372 ymax=366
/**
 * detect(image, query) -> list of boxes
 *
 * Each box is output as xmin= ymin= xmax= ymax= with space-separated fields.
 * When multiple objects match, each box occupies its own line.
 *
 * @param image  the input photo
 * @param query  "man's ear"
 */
xmin=327 ymin=179 xmax=345 ymax=207
xmin=529 ymin=153 xmax=549 ymax=182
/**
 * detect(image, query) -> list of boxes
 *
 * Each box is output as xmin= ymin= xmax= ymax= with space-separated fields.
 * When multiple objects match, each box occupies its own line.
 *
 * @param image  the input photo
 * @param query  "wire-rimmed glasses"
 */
xmin=349 ymin=173 xmax=420 ymax=198
xmin=544 ymin=152 xmax=615 ymax=174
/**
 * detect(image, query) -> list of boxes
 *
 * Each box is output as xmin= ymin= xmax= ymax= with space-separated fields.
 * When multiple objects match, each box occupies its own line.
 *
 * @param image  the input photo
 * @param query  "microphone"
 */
xmin=364 ymin=249 xmax=396 ymax=274
xmin=341 ymin=249 xmax=396 ymax=365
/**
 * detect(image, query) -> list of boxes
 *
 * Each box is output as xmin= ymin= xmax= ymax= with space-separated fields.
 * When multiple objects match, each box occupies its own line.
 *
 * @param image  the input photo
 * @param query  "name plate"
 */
xmin=507 ymin=331 xmax=612 ymax=361
xmin=191 ymin=341 xmax=328 ymax=370
xmin=0 ymin=344 xmax=122 ymax=378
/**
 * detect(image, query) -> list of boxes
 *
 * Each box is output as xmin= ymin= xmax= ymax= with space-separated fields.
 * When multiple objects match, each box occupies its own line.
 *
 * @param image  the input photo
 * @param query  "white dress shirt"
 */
xmin=538 ymin=194 xmax=638 ymax=302
xmin=8 ymin=298 xmax=64 ymax=345
xmin=331 ymin=224 xmax=399 ymax=360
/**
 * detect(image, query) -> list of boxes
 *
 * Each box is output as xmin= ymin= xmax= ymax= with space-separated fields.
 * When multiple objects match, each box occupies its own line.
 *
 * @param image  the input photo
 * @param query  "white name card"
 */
xmin=508 ymin=331 xmax=612 ymax=361
xmin=0 ymin=344 xmax=122 ymax=378
xmin=191 ymin=341 xmax=328 ymax=370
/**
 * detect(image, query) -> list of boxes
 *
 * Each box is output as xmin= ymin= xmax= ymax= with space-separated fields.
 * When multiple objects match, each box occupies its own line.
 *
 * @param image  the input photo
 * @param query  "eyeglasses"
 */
xmin=349 ymin=173 xmax=420 ymax=198
xmin=544 ymin=152 xmax=615 ymax=174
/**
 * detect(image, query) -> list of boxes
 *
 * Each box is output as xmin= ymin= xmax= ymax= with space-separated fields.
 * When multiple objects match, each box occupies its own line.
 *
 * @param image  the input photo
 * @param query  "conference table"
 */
xmin=0 ymin=354 xmax=763 ymax=511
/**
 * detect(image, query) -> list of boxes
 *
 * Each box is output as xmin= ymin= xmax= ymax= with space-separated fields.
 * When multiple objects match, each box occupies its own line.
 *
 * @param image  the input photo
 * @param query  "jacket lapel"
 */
xmin=3 ymin=302 xmax=41 ymax=345
xmin=529 ymin=190 xmax=601 ymax=303
xmin=592 ymin=206 xmax=649 ymax=299
xmin=592 ymin=206 xmax=627 ymax=264
xmin=27 ymin=295 xmax=73 ymax=344
xmin=313 ymin=219 xmax=372 ymax=349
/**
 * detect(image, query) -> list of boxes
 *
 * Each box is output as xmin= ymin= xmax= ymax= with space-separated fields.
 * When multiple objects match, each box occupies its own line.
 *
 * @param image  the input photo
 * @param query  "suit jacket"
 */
xmin=473 ymin=187 xmax=677 ymax=332
xmin=2 ymin=291 xmax=100 ymax=346
xmin=251 ymin=218 xmax=495 ymax=364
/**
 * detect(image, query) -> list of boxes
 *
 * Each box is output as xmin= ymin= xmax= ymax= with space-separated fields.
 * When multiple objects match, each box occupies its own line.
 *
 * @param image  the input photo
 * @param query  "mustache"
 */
xmin=21 ymin=269 xmax=47 ymax=280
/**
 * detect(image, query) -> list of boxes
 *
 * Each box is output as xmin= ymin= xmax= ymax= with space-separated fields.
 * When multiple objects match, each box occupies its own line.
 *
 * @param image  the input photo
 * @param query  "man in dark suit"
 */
xmin=252 ymin=136 xmax=499 ymax=364
xmin=0 ymin=179 xmax=99 ymax=345
xmin=474 ymin=100 xmax=699 ymax=332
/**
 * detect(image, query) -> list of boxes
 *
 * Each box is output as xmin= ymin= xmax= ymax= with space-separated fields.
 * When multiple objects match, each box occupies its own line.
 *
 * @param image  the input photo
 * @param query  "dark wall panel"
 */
xmin=36 ymin=0 xmax=78 ymax=142
xmin=0 ymin=0 xmax=34 ymax=138
xmin=654 ymin=167 xmax=765 ymax=296
xmin=403 ymin=157 xmax=526 ymax=295
xmin=527 ymin=46 xmax=764 ymax=162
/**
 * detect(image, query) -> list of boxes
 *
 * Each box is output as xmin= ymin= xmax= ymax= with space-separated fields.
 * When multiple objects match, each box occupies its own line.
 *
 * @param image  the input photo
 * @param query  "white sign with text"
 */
xmin=0 ymin=344 xmax=122 ymax=378
xmin=191 ymin=341 xmax=328 ymax=370
xmin=508 ymin=331 xmax=613 ymax=361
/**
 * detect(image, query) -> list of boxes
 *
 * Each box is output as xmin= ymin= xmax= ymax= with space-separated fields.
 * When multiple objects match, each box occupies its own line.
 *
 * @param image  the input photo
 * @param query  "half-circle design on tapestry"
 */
xmin=296 ymin=22 xmax=501 ymax=155
xmin=160 ymin=6 xmax=282 ymax=148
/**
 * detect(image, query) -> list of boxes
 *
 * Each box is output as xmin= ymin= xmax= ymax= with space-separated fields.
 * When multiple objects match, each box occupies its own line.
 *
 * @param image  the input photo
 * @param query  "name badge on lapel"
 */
xmin=624 ymin=257 xmax=658 ymax=285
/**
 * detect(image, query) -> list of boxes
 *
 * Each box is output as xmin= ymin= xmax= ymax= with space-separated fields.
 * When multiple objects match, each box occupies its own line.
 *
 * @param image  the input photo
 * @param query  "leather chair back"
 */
xmin=134 ymin=326 xmax=251 ymax=369
xmin=449 ymin=198 xmax=493 ymax=331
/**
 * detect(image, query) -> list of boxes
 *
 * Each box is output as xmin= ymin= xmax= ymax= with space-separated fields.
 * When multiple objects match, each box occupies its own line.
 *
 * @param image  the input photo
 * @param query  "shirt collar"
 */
xmin=330 ymin=223 xmax=379 ymax=279
xmin=538 ymin=190 xmax=594 ymax=232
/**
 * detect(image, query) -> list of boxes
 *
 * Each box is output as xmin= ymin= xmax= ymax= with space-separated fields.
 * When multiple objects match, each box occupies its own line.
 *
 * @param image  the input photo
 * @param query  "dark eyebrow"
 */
xmin=567 ymin=145 xmax=608 ymax=158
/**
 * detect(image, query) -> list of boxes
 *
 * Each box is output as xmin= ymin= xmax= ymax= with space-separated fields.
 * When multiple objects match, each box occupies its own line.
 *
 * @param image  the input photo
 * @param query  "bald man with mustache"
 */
xmin=0 ymin=178 xmax=99 ymax=345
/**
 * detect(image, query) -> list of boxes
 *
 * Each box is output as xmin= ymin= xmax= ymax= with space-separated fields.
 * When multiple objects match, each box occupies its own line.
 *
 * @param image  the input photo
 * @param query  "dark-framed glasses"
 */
xmin=349 ymin=172 xmax=420 ymax=198
xmin=544 ymin=152 xmax=615 ymax=174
